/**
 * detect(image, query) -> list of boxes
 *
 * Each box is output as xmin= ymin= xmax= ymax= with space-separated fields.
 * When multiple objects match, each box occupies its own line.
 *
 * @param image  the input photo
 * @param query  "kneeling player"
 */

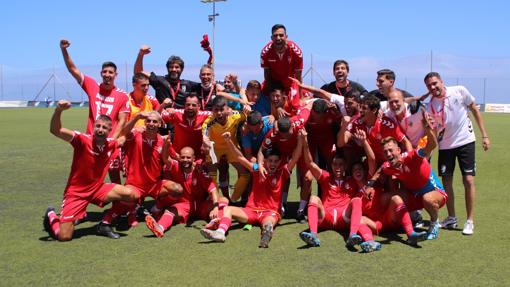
xmin=43 ymin=100 xmax=139 ymax=241
xmin=367 ymin=113 xmax=447 ymax=240
xmin=299 ymin=130 xmax=381 ymax=252
xmin=200 ymin=131 xmax=304 ymax=248
xmin=99 ymin=111 xmax=183 ymax=238
xmin=144 ymin=144 xmax=220 ymax=238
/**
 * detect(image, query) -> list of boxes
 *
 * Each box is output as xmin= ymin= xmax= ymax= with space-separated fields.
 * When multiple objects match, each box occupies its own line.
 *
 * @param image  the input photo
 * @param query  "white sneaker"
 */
xmin=462 ymin=220 xmax=474 ymax=235
xmin=439 ymin=216 xmax=458 ymax=229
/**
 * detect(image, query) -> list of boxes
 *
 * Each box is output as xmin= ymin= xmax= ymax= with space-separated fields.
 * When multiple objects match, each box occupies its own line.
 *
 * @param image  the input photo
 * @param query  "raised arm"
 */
xmin=60 ymin=39 xmax=82 ymax=84
xmin=354 ymin=129 xmax=376 ymax=177
xmin=161 ymin=135 xmax=174 ymax=167
xmin=134 ymin=45 xmax=151 ymax=74
xmin=287 ymin=129 xmax=305 ymax=171
xmin=302 ymin=130 xmax=322 ymax=179
xmin=469 ymin=102 xmax=490 ymax=151
xmin=289 ymin=77 xmax=332 ymax=101
xmin=420 ymin=111 xmax=438 ymax=158
xmin=120 ymin=112 xmax=148 ymax=139
xmin=223 ymin=132 xmax=254 ymax=171
xmin=337 ymin=115 xmax=352 ymax=148
xmin=50 ymin=100 xmax=75 ymax=142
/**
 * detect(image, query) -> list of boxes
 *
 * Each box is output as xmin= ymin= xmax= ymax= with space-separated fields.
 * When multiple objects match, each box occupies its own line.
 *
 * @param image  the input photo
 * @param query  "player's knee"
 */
xmin=390 ymin=194 xmax=404 ymax=205
xmin=309 ymin=195 xmax=320 ymax=205
xmin=166 ymin=182 xmax=183 ymax=196
xmin=462 ymin=176 xmax=475 ymax=187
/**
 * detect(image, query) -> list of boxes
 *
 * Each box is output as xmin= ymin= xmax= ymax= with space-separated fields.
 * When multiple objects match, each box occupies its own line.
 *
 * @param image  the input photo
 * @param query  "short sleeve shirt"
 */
xmin=260 ymin=40 xmax=303 ymax=88
xmin=81 ymin=75 xmax=130 ymax=136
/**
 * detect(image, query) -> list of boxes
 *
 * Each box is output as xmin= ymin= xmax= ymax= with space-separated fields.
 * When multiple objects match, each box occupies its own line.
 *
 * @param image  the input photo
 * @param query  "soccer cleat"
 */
xmin=204 ymin=218 xmax=220 ymax=230
xmin=200 ymin=228 xmax=226 ymax=242
xmin=299 ymin=231 xmax=321 ymax=247
xmin=346 ymin=233 xmax=363 ymax=248
xmin=462 ymin=220 xmax=474 ymax=235
xmin=296 ymin=210 xmax=306 ymax=223
xmin=427 ymin=221 xmax=440 ymax=240
xmin=243 ymin=224 xmax=253 ymax=231
xmin=439 ymin=216 xmax=458 ymax=229
xmin=259 ymin=223 xmax=274 ymax=248
xmin=407 ymin=231 xmax=428 ymax=246
xmin=145 ymin=215 xmax=164 ymax=238
xmin=97 ymin=223 xmax=120 ymax=239
xmin=360 ymin=240 xmax=382 ymax=253
xmin=43 ymin=206 xmax=57 ymax=239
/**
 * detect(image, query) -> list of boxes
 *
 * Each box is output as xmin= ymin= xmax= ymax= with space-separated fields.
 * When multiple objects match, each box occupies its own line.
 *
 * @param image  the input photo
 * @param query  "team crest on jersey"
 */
xmin=192 ymin=178 xmax=197 ymax=186
xmin=404 ymin=165 xmax=411 ymax=173
xmin=271 ymin=177 xmax=277 ymax=186
xmin=182 ymin=85 xmax=186 ymax=93
xmin=265 ymin=138 xmax=272 ymax=145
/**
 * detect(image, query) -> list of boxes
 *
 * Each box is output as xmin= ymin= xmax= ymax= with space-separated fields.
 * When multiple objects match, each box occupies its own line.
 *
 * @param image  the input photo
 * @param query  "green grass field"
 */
xmin=1 ymin=108 xmax=509 ymax=286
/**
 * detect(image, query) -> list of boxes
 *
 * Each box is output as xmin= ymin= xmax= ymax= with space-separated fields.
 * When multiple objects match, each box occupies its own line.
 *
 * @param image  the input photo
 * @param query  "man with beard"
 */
xmin=134 ymin=45 xmax=197 ymax=108
xmin=366 ymin=113 xmax=448 ymax=240
xmin=320 ymin=60 xmax=368 ymax=97
xmin=161 ymin=94 xmax=212 ymax=159
xmin=99 ymin=111 xmax=184 ymax=238
xmin=369 ymin=69 xmax=428 ymax=116
xmin=261 ymin=24 xmax=303 ymax=92
xmin=145 ymin=144 xmax=220 ymax=238
xmin=424 ymin=72 xmax=490 ymax=235
xmin=60 ymin=39 xmax=130 ymax=184
xmin=338 ymin=94 xmax=413 ymax=165
xmin=43 ymin=100 xmax=139 ymax=241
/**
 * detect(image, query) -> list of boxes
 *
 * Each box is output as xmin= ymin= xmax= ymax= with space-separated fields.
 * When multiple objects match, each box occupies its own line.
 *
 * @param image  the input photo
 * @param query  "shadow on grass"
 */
xmin=38 ymin=224 xmax=128 ymax=241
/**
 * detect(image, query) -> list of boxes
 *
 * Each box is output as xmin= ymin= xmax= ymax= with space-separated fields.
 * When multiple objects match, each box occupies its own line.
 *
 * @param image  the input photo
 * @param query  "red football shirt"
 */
xmin=260 ymin=40 xmax=303 ymax=88
xmin=347 ymin=116 xmax=406 ymax=162
xmin=306 ymin=110 xmax=340 ymax=143
xmin=124 ymin=131 xmax=164 ymax=189
xmin=381 ymin=149 xmax=431 ymax=191
xmin=65 ymin=132 xmax=118 ymax=197
xmin=81 ymin=75 xmax=130 ymax=136
xmin=161 ymin=109 xmax=211 ymax=156
xmin=317 ymin=170 xmax=360 ymax=209
xmin=167 ymin=160 xmax=216 ymax=202
xmin=261 ymin=111 xmax=308 ymax=158
xmin=246 ymin=164 xmax=291 ymax=213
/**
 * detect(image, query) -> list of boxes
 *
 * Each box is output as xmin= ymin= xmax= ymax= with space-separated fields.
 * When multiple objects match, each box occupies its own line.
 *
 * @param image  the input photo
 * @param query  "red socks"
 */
xmin=102 ymin=201 xmax=135 ymax=224
xmin=358 ymin=224 xmax=374 ymax=241
xmin=158 ymin=210 xmax=175 ymax=231
xmin=48 ymin=211 xmax=60 ymax=237
xmin=307 ymin=202 xmax=319 ymax=234
xmin=218 ymin=217 xmax=232 ymax=233
xmin=394 ymin=203 xmax=414 ymax=236
xmin=349 ymin=198 xmax=362 ymax=235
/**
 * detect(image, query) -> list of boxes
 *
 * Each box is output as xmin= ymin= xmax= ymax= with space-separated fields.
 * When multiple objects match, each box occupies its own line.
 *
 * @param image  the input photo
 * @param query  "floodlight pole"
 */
xmin=202 ymin=0 xmax=225 ymax=69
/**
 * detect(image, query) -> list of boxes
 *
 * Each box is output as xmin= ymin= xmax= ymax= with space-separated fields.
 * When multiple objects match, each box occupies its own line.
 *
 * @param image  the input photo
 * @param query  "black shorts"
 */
xmin=438 ymin=142 xmax=476 ymax=177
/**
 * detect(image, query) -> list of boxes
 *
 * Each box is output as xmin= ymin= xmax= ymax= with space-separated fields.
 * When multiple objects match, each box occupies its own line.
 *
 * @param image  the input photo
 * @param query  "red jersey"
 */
xmin=260 ymin=40 xmax=303 ymax=88
xmin=65 ymin=132 xmax=118 ymax=197
xmin=361 ymin=184 xmax=386 ymax=219
xmin=317 ymin=171 xmax=360 ymax=209
xmin=167 ymin=160 xmax=216 ymax=202
xmin=161 ymin=109 xmax=211 ymax=155
xmin=306 ymin=109 xmax=340 ymax=143
xmin=81 ymin=75 xmax=130 ymax=136
xmin=347 ymin=116 xmax=406 ymax=162
xmin=124 ymin=131 xmax=164 ymax=189
xmin=381 ymin=149 xmax=432 ymax=191
xmin=261 ymin=110 xmax=308 ymax=157
xmin=246 ymin=164 xmax=291 ymax=213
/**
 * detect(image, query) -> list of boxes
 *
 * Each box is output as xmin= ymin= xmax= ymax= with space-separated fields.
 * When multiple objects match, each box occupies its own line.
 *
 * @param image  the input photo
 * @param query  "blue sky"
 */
xmin=1 ymin=0 xmax=509 ymax=102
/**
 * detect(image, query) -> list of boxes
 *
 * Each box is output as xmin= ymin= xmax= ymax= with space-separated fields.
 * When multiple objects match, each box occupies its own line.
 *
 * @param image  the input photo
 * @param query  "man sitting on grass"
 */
xmin=200 ymin=130 xmax=304 ymax=248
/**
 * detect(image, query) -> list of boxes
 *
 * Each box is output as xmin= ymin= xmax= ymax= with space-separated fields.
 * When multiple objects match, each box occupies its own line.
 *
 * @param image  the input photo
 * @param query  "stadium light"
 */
xmin=201 ymin=0 xmax=226 ymax=67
